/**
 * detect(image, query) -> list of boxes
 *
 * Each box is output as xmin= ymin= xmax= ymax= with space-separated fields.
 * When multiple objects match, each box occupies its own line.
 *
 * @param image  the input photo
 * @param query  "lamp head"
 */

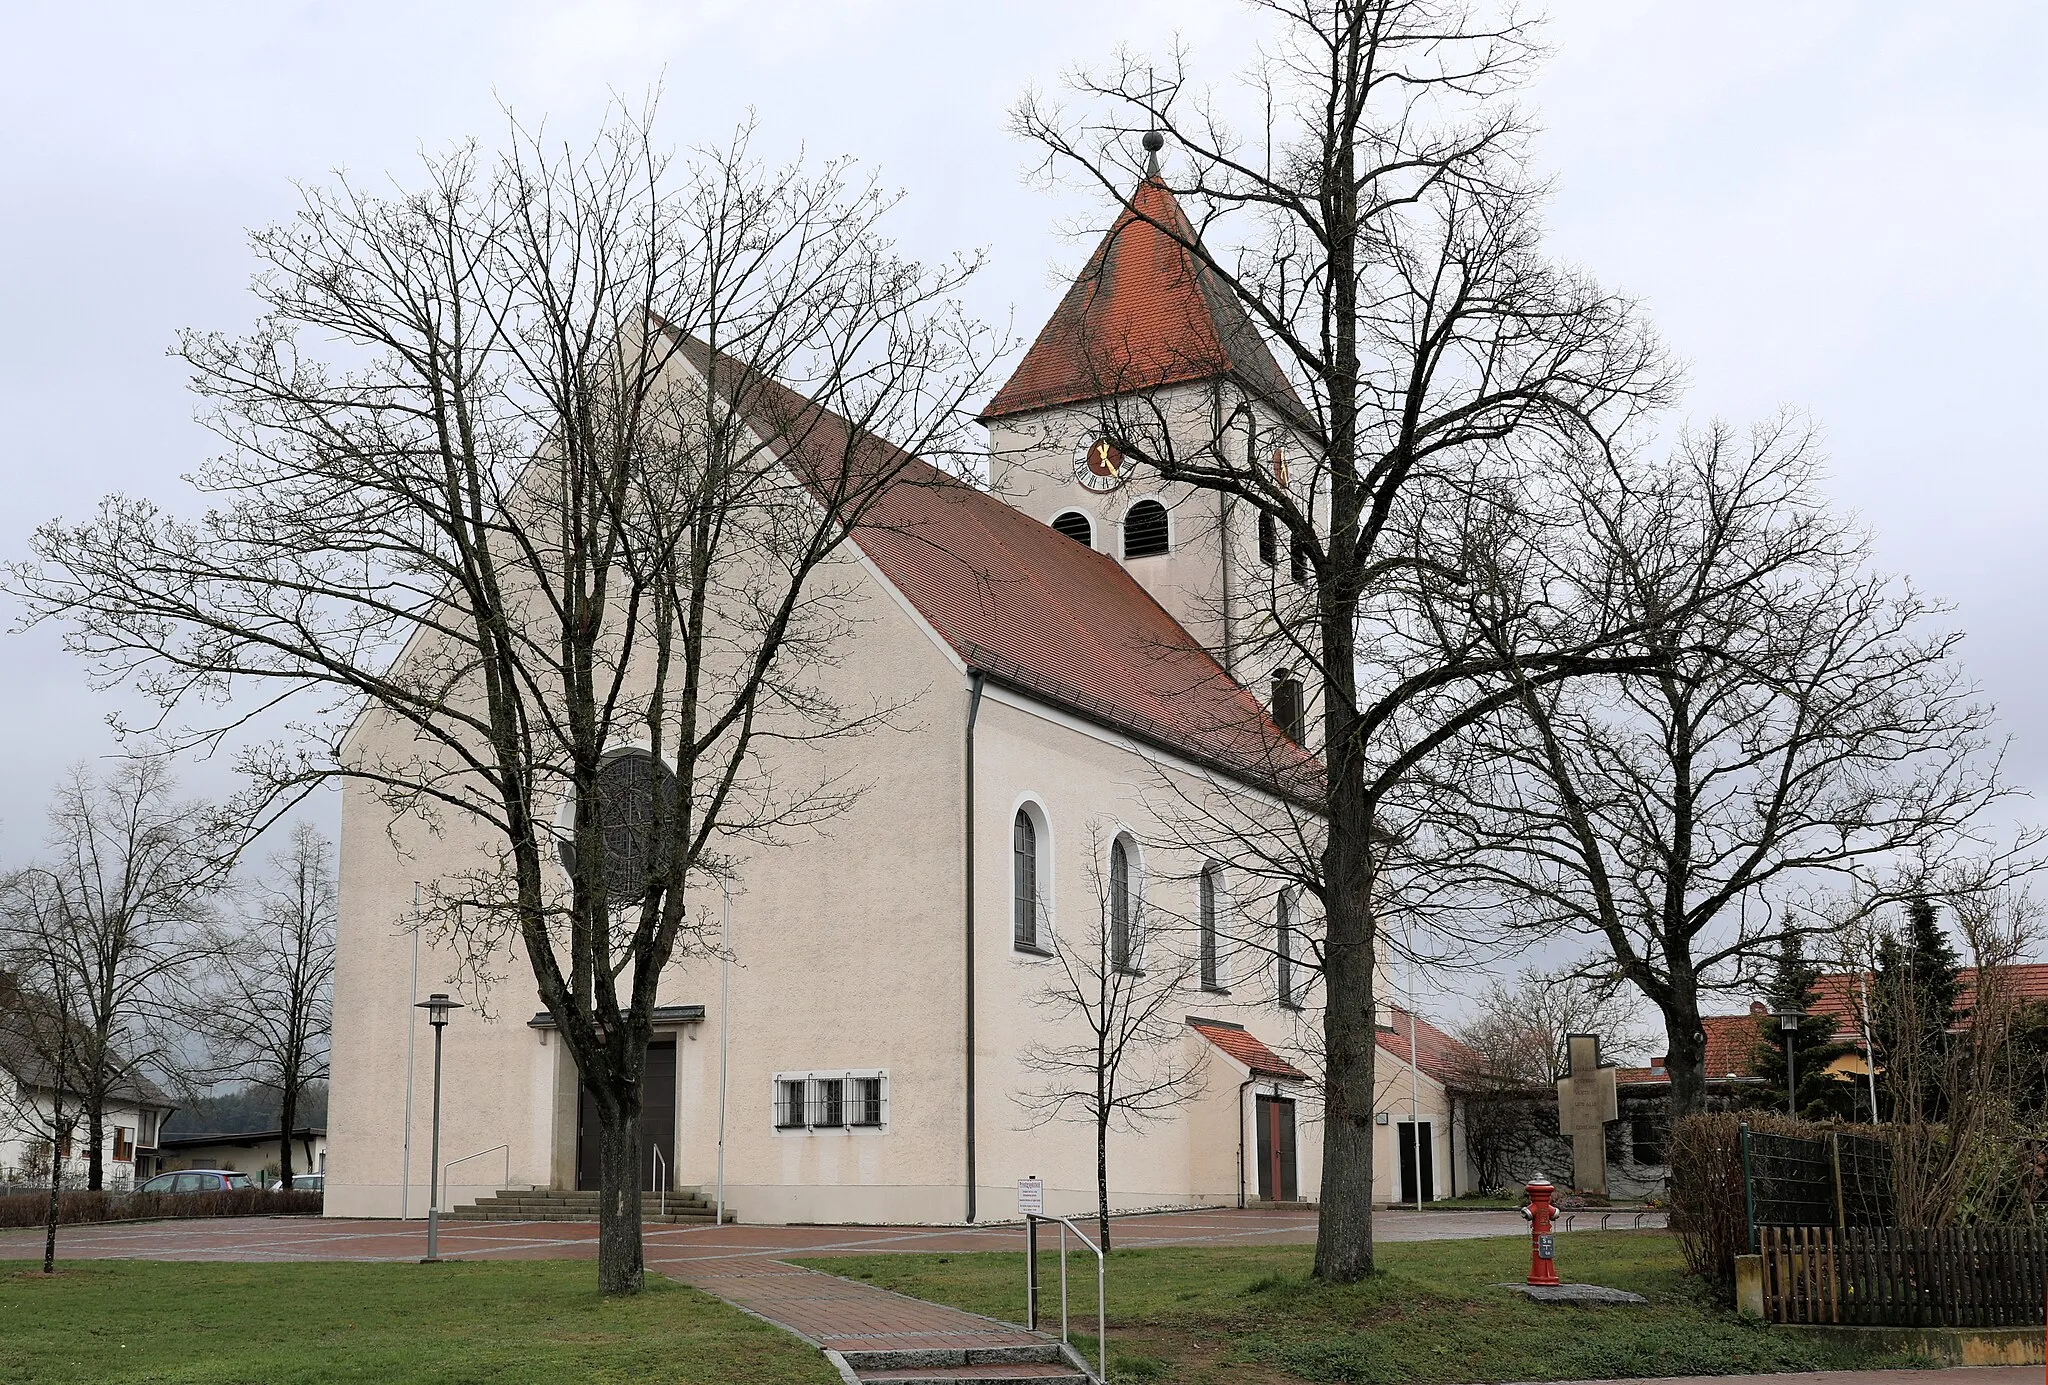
xmin=1773 ymin=1008 xmax=1804 ymax=1032
xmin=417 ymin=992 xmax=462 ymax=1028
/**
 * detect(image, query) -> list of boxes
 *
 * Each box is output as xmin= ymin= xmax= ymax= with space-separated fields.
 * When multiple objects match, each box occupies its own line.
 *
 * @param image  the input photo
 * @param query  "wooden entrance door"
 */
xmin=1254 ymin=1095 xmax=1298 ymax=1202
xmin=1397 ymin=1121 xmax=1435 ymax=1204
xmin=576 ymin=1038 xmax=677 ymax=1192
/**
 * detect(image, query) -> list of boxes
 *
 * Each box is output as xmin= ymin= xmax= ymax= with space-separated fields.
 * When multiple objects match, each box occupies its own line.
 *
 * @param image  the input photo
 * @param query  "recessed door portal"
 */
xmin=576 ymin=1038 xmax=677 ymax=1192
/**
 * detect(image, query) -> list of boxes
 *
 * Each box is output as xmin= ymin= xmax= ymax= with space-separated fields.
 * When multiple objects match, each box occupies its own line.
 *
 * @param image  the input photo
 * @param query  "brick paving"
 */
xmin=1535 ymin=1374 xmax=2037 ymax=1385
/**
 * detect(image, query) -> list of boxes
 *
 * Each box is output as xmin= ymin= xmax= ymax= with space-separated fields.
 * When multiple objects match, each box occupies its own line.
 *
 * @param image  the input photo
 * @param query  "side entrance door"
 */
xmin=576 ymin=1038 xmax=678 ymax=1192
xmin=1254 ymin=1094 xmax=1298 ymax=1202
xmin=1396 ymin=1120 xmax=1435 ymax=1204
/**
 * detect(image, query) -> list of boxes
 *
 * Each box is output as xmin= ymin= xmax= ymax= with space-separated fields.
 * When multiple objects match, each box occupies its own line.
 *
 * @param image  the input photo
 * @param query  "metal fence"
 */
xmin=1741 ymin=1127 xmax=1893 ymax=1248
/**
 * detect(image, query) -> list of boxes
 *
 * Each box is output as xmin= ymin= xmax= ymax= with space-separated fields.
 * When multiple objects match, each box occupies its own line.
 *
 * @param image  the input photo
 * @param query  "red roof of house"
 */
xmin=980 ymin=176 xmax=1303 ymax=424
xmin=1375 ymin=1006 xmax=1483 ymax=1088
xmin=1189 ymin=1018 xmax=1308 ymax=1081
xmin=1703 ymin=1012 xmax=1765 ymax=1080
xmin=671 ymin=334 xmax=1317 ymax=791
xmin=1809 ymin=965 xmax=2048 ymax=1027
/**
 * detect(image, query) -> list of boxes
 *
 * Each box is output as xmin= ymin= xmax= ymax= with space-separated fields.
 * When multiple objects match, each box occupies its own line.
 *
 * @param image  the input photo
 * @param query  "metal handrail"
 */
xmin=650 ymin=1146 xmax=666 ymax=1218
xmin=1025 ymin=1214 xmax=1106 ymax=1382
xmin=443 ymin=1143 xmax=510 ymax=1202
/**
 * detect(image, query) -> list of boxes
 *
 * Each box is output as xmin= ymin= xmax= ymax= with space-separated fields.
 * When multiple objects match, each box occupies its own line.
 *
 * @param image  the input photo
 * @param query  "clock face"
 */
xmin=1075 ymin=437 xmax=1128 ymax=493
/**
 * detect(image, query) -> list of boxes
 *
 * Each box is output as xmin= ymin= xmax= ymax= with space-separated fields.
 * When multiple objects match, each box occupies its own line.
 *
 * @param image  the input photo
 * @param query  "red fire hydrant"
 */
xmin=1525 ymin=1176 xmax=1560 ymax=1287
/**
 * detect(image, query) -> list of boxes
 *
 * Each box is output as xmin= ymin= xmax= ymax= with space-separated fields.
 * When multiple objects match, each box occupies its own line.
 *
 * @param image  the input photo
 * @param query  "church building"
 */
xmin=324 ymin=168 xmax=1470 ymax=1224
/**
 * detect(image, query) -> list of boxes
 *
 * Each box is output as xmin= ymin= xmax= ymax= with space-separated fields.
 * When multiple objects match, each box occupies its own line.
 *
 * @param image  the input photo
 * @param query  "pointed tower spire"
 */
xmin=978 ymin=155 xmax=1304 ymax=426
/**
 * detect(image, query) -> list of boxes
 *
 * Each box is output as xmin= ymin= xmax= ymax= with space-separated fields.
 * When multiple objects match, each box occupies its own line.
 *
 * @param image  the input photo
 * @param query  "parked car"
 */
xmin=136 ymin=1170 xmax=254 ymax=1194
xmin=290 ymin=1174 xmax=323 ymax=1193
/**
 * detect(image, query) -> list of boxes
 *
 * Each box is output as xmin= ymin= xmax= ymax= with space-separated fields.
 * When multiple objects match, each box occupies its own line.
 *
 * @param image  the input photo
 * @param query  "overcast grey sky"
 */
xmin=3 ymin=2 xmax=2044 ymax=928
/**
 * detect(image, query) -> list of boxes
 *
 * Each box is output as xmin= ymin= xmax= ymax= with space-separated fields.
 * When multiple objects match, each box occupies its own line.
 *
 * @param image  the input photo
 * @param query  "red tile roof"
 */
xmin=670 ymin=333 xmax=1317 ymax=792
xmin=980 ymin=177 xmax=1304 ymax=424
xmin=1189 ymin=1018 xmax=1307 ymax=1081
xmin=1376 ymin=1006 xmax=1483 ymax=1089
xmin=1810 ymin=965 xmax=2048 ymax=1027
xmin=1703 ymin=1011 xmax=1766 ymax=1080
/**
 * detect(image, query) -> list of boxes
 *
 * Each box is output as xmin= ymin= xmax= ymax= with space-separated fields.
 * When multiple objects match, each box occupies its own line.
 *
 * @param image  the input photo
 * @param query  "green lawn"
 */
xmin=796 ymin=1231 xmax=1924 ymax=1384
xmin=0 ymin=1260 xmax=837 ymax=1385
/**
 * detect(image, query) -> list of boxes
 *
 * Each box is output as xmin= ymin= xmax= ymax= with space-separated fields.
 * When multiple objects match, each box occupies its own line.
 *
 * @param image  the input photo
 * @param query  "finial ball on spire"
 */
xmin=1142 ymin=130 xmax=1165 ymax=154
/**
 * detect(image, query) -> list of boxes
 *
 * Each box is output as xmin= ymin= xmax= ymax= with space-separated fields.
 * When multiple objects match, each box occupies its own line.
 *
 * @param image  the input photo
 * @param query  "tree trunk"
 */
xmin=278 ymin=1080 xmax=298 ymax=1188
xmin=594 ymin=1102 xmax=644 ymax=1295
xmin=85 ymin=1096 xmax=104 ymax=1192
xmin=43 ymin=1120 xmax=62 ymax=1274
xmin=1097 ymin=1110 xmax=1111 ymax=1254
xmin=1663 ymin=1002 xmax=1709 ymax=1118
xmin=1312 ymin=786 xmax=1379 ymax=1282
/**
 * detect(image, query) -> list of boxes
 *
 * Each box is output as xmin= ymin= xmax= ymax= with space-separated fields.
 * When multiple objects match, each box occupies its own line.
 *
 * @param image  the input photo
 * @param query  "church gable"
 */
xmin=678 ymin=331 xmax=1312 ymax=793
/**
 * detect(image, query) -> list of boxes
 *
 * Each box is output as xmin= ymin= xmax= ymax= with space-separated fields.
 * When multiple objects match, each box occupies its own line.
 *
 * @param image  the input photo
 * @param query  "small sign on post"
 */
xmin=1017 ymin=1176 xmax=1044 ymax=1217
xmin=1018 ymin=1177 xmax=1045 ymax=1331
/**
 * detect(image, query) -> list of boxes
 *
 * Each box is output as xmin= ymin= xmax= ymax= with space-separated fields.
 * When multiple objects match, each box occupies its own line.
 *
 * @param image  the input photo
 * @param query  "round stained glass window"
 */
xmin=559 ymin=750 xmax=678 ymax=903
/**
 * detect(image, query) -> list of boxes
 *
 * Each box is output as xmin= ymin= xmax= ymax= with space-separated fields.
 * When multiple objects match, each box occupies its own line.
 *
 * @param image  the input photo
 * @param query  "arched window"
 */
xmin=1110 ymin=836 xmax=1139 ymax=971
xmin=1277 ymin=891 xmax=1298 ymax=1008
xmin=1272 ymin=672 xmax=1305 ymax=745
xmin=1257 ymin=510 xmax=1277 ymax=567
xmin=1290 ymin=535 xmax=1309 ymax=583
xmin=1013 ymin=807 xmax=1042 ymax=950
xmin=1122 ymin=500 xmax=1170 ymax=559
xmin=559 ymin=749 xmax=677 ymax=903
xmin=1051 ymin=510 xmax=1094 ymax=547
xmin=1200 ymin=864 xmax=1225 ymax=992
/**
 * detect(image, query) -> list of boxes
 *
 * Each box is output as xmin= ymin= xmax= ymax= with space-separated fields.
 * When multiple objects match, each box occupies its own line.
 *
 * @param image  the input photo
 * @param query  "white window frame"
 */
xmin=771 ymin=1069 xmax=890 ymax=1135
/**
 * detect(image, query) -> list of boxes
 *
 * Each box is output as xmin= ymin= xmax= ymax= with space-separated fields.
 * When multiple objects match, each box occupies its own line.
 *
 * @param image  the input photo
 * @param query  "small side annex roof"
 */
xmin=1189 ymin=1017 xmax=1308 ymax=1081
xmin=670 ymin=333 xmax=1319 ymax=797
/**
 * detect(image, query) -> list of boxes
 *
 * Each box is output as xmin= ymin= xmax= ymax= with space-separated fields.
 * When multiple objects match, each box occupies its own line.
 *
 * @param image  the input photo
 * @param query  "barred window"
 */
xmin=774 ymin=1079 xmax=807 ymax=1129
xmin=850 ymin=1077 xmax=884 ymax=1127
xmin=809 ymin=1077 xmax=846 ymax=1128
xmin=776 ymin=1072 xmax=888 ymax=1131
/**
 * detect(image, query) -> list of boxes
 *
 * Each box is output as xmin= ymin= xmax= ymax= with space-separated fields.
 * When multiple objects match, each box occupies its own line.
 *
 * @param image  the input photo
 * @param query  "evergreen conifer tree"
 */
xmin=1751 ymin=932 xmax=1856 ymax=1119
xmin=1871 ymin=896 xmax=1964 ymax=1120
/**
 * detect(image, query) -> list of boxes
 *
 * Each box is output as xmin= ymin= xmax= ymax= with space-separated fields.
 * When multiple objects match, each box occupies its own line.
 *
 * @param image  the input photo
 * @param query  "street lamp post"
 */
xmin=416 ymin=991 xmax=463 ymax=1263
xmin=1772 ymin=1008 xmax=1803 ymax=1119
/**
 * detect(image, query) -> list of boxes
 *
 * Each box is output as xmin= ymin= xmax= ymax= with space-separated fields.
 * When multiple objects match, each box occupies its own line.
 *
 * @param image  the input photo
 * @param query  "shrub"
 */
xmin=0 ymin=1188 xmax=321 ymax=1228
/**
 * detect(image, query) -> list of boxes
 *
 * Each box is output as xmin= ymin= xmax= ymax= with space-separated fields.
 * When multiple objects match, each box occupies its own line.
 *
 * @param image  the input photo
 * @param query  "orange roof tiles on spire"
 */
xmin=980 ymin=175 xmax=1304 ymax=424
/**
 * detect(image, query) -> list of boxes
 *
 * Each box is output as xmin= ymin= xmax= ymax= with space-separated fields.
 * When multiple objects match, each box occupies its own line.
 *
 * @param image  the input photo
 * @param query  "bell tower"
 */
xmin=978 ymin=138 xmax=1308 ymax=682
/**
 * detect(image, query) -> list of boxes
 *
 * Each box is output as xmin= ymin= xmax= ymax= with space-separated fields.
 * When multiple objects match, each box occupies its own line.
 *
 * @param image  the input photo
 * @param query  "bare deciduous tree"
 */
xmin=9 ymin=105 xmax=993 ymax=1294
xmin=1459 ymin=965 xmax=1652 ymax=1086
xmin=0 ymin=760 xmax=228 ymax=1191
xmin=1440 ymin=418 xmax=2033 ymax=1115
xmin=1014 ymin=1 xmax=1675 ymax=1279
xmin=1016 ymin=822 xmax=1207 ymax=1251
xmin=185 ymin=823 xmax=335 ymax=1189
xmin=0 ymin=948 xmax=87 ymax=1273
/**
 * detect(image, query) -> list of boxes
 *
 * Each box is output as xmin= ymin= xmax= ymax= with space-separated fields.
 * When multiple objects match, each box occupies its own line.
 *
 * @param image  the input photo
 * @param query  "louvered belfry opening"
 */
xmin=1123 ymin=499 xmax=1169 ymax=558
xmin=1050 ymin=510 xmax=1093 ymax=547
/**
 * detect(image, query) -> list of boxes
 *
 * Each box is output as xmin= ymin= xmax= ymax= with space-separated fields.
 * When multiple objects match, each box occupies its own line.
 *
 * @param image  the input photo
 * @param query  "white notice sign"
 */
xmin=1017 ymin=1177 xmax=1044 ymax=1217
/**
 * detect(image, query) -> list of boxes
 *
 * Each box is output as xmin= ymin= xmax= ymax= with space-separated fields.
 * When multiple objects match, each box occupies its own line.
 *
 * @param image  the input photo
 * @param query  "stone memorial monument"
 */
xmin=1556 ymin=1032 xmax=1619 ymax=1197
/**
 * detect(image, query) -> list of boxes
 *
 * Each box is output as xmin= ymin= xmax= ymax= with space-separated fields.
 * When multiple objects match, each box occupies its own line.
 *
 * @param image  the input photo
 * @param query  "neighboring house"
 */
xmin=324 ymin=167 xmax=1452 ymax=1224
xmin=1375 ymin=1005 xmax=1480 ymax=1204
xmin=158 ymin=1127 xmax=327 ymax=1184
xmin=0 ymin=975 xmax=176 ymax=1188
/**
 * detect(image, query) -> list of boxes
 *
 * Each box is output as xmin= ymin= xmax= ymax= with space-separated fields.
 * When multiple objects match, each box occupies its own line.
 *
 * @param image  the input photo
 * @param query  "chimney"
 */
xmin=1749 ymin=1001 xmax=1767 ymax=1017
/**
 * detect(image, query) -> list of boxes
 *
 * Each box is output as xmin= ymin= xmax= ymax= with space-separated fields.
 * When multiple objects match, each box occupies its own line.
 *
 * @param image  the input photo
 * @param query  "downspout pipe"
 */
xmin=964 ymin=672 xmax=986 ymax=1223
xmin=1237 ymin=1076 xmax=1256 ymax=1208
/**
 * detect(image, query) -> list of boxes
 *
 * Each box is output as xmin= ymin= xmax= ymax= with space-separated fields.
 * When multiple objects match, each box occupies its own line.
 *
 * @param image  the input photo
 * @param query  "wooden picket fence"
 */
xmin=1761 ymin=1224 xmax=2048 ymax=1327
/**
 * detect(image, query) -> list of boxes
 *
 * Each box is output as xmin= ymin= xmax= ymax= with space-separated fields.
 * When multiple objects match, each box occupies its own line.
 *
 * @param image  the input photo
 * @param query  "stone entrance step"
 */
xmin=838 ymin=1345 xmax=1090 ymax=1383
xmin=444 ymin=1187 xmax=736 ymax=1225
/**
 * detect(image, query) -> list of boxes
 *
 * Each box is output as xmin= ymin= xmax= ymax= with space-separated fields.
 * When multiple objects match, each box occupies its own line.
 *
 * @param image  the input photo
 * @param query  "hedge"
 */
xmin=0 ymin=1188 xmax=321 ymax=1228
